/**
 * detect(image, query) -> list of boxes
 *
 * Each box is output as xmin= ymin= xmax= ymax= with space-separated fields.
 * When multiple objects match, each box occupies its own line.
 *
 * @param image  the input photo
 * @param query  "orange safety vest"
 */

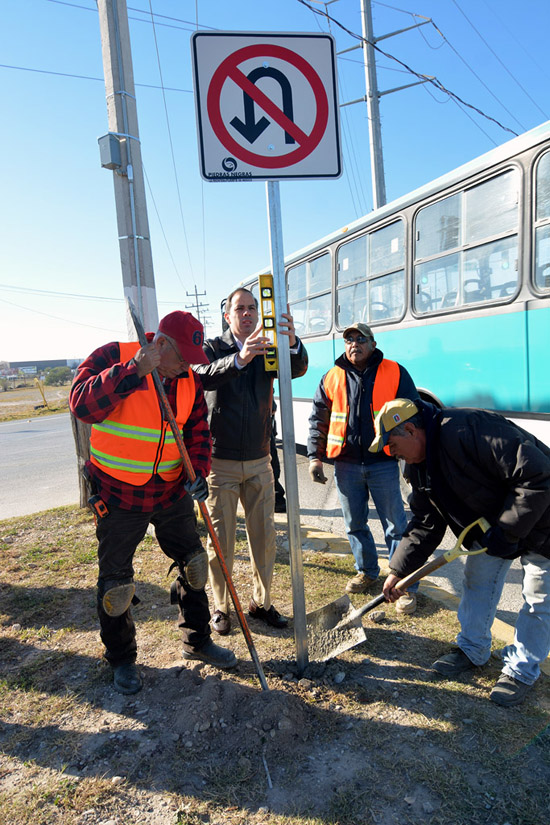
xmin=323 ymin=359 xmax=400 ymax=458
xmin=90 ymin=341 xmax=196 ymax=485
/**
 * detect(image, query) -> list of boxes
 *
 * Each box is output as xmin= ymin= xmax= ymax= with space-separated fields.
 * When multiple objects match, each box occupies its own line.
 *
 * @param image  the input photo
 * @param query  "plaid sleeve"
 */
xmin=182 ymin=376 xmax=212 ymax=479
xmin=69 ymin=341 xmax=144 ymax=423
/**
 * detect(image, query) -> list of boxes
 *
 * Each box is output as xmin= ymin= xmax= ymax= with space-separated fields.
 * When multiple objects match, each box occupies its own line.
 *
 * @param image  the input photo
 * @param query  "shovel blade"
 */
xmin=307 ymin=595 xmax=367 ymax=661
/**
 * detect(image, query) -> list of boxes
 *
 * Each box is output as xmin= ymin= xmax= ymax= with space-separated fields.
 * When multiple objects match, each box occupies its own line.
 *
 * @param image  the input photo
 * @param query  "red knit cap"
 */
xmin=157 ymin=311 xmax=209 ymax=364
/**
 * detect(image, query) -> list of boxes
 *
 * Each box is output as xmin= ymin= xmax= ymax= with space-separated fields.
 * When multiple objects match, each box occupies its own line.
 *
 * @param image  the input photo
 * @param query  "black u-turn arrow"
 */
xmin=230 ymin=66 xmax=296 ymax=145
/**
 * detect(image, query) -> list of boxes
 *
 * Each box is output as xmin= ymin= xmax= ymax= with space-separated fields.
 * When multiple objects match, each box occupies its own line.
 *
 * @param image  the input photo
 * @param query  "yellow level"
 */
xmin=259 ymin=274 xmax=278 ymax=372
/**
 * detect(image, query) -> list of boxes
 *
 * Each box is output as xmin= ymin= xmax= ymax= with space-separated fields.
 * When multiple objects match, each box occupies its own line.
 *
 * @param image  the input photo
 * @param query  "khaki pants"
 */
xmin=206 ymin=455 xmax=276 ymax=614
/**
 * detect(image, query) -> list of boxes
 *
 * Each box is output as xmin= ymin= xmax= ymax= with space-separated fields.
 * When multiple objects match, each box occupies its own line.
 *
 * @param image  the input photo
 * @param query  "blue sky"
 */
xmin=1 ymin=0 xmax=548 ymax=361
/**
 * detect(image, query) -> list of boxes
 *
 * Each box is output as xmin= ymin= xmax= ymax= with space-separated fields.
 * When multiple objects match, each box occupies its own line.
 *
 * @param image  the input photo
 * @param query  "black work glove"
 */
xmin=309 ymin=459 xmax=327 ymax=484
xmin=484 ymin=525 xmax=519 ymax=559
xmin=184 ymin=475 xmax=209 ymax=502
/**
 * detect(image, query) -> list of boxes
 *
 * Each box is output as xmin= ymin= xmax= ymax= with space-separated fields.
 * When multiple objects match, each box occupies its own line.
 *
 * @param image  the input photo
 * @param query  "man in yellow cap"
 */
xmin=375 ymin=398 xmax=550 ymax=707
xmin=307 ymin=322 xmax=419 ymax=612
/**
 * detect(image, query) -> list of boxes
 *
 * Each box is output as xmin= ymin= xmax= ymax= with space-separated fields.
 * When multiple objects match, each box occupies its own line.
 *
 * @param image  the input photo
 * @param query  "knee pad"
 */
xmin=102 ymin=581 xmax=136 ymax=617
xmin=169 ymin=549 xmax=208 ymax=596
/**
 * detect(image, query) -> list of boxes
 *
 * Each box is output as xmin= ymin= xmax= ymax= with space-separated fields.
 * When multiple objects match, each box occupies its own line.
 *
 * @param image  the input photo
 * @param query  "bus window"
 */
xmin=337 ymin=220 xmax=404 ymax=326
xmin=415 ymin=254 xmax=459 ymax=313
xmin=535 ymin=151 xmax=550 ymax=291
xmin=464 ymin=170 xmax=519 ymax=244
xmin=414 ymin=169 xmax=520 ymax=313
xmin=291 ymin=292 xmax=332 ymax=336
xmin=416 ymin=194 xmax=460 ymax=258
xmin=369 ymin=270 xmax=405 ymax=320
xmin=463 ymin=236 xmax=518 ymax=301
xmin=287 ymin=252 xmax=331 ymax=335
xmin=370 ymin=221 xmax=404 ymax=276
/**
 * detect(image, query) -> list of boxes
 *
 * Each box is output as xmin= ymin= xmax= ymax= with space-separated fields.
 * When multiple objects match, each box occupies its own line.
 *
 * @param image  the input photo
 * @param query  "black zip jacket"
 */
xmin=192 ymin=328 xmax=308 ymax=461
xmin=307 ymin=348 xmax=419 ymax=465
xmin=389 ymin=401 xmax=550 ymax=578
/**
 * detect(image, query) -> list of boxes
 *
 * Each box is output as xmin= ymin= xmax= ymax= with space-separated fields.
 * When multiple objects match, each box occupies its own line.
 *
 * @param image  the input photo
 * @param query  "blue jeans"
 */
xmin=457 ymin=550 xmax=550 ymax=684
xmin=334 ymin=459 xmax=414 ymax=589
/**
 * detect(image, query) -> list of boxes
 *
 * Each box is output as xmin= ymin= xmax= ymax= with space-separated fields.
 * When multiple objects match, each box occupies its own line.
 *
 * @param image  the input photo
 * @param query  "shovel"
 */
xmin=307 ymin=517 xmax=490 ymax=661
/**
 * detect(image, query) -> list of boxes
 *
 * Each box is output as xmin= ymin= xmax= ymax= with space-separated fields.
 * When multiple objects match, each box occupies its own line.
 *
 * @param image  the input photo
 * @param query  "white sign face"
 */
xmin=191 ymin=32 xmax=342 ymax=181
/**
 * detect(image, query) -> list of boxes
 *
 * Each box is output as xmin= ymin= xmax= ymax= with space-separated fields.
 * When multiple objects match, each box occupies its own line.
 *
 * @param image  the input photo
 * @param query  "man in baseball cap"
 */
xmin=69 ymin=309 xmax=236 ymax=695
xmin=307 ymin=319 xmax=420 ymax=612
xmin=369 ymin=399 xmax=420 ymax=453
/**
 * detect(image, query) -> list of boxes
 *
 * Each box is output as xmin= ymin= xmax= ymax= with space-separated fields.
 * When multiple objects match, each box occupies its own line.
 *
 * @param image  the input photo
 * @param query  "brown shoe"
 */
xmin=211 ymin=610 xmax=231 ymax=636
xmin=345 ymin=572 xmax=378 ymax=594
xmin=248 ymin=599 xmax=288 ymax=629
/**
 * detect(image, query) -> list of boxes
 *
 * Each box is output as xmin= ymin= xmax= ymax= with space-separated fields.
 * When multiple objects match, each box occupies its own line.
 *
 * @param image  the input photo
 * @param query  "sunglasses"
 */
xmin=344 ymin=335 xmax=370 ymax=345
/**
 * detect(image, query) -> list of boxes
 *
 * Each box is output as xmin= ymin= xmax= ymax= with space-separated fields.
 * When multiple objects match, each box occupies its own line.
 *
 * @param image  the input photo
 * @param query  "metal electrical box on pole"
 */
xmin=96 ymin=0 xmax=158 ymax=334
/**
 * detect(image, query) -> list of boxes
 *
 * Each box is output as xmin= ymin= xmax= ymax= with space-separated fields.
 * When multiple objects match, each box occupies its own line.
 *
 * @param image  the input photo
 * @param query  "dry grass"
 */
xmin=1 ymin=505 xmax=550 ymax=825
xmin=0 ymin=384 xmax=70 ymax=421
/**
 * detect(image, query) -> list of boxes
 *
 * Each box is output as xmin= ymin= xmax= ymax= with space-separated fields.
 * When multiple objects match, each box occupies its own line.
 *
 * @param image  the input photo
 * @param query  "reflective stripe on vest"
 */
xmin=323 ymin=359 xmax=400 ymax=458
xmin=90 ymin=341 xmax=195 ymax=485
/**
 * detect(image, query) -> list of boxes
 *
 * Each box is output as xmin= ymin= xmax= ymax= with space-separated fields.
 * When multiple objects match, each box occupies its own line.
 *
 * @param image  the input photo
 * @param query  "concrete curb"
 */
xmin=279 ymin=516 xmax=550 ymax=678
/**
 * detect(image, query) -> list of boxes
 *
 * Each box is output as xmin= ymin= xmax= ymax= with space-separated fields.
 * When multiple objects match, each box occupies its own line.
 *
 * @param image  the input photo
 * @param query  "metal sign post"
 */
xmin=191 ymin=31 xmax=341 ymax=674
xmin=266 ymin=179 xmax=308 ymax=673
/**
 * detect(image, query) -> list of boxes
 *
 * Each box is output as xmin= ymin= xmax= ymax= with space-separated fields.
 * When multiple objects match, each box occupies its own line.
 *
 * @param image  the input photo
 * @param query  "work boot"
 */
xmin=345 ymin=572 xmax=377 ymax=594
xmin=112 ymin=662 xmax=143 ymax=695
xmin=431 ymin=648 xmax=478 ymax=677
xmin=182 ymin=640 xmax=237 ymax=669
xmin=396 ymin=592 xmax=417 ymax=614
xmin=211 ymin=609 xmax=231 ymax=636
xmin=490 ymin=674 xmax=533 ymax=707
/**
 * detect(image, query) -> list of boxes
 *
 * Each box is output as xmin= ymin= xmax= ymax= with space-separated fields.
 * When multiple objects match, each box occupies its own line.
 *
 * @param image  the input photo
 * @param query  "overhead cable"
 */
xmin=296 ymin=0 xmax=518 ymax=137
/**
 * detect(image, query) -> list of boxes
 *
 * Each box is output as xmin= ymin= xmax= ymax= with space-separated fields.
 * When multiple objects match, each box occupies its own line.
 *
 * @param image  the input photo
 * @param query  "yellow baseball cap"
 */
xmin=369 ymin=399 xmax=419 ymax=452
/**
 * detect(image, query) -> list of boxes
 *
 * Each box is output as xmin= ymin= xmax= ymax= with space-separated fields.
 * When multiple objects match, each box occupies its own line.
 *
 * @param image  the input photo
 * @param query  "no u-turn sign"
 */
xmin=191 ymin=32 xmax=342 ymax=181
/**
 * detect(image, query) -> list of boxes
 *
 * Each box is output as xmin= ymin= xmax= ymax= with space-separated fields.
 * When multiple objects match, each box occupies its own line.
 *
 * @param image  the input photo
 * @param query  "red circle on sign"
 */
xmin=207 ymin=44 xmax=329 ymax=169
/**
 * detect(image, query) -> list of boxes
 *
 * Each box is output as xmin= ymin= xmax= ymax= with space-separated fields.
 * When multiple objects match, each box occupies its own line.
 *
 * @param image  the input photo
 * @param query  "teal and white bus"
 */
xmin=242 ymin=120 xmax=550 ymax=447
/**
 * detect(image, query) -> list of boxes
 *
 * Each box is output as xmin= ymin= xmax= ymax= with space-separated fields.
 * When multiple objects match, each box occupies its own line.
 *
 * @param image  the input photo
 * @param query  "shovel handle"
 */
xmin=126 ymin=300 xmax=269 ymax=691
xmin=346 ymin=517 xmax=491 ymax=626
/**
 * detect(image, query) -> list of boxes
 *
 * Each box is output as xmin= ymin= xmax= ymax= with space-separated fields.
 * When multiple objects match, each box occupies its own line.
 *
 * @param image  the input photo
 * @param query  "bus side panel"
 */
xmin=375 ymin=311 xmax=528 ymax=412
xmin=527 ymin=303 xmax=550 ymax=412
xmin=288 ymin=337 xmax=338 ymax=401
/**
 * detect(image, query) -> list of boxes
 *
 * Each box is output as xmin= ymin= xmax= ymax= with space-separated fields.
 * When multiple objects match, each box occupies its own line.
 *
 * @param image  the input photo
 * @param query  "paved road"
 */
xmin=0 ymin=413 xmax=79 ymax=519
xmin=0 ymin=415 xmax=522 ymax=625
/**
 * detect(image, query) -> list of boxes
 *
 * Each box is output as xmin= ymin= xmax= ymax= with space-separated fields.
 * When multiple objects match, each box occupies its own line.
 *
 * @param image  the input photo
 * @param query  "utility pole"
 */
xmin=185 ymin=286 xmax=209 ymax=326
xmin=338 ymin=0 xmax=432 ymax=210
xmin=360 ymin=0 xmax=386 ymax=210
xmin=96 ymin=0 xmax=158 ymax=333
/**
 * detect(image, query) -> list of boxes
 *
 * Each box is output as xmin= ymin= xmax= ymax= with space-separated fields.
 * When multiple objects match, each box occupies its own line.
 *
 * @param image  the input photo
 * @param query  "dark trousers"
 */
xmin=95 ymin=495 xmax=211 ymax=666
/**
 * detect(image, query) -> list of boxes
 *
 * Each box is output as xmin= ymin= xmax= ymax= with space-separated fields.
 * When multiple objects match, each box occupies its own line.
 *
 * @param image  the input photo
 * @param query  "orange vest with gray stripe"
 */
xmin=90 ymin=341 xmax=195 ymax=485
xmin=323 ymin=359 xmax=400 ymax=458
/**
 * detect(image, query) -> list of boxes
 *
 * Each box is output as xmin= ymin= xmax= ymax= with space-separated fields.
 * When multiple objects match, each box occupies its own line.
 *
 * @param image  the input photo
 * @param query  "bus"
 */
xmin=240 ymin=120 xmax=550 ymax=447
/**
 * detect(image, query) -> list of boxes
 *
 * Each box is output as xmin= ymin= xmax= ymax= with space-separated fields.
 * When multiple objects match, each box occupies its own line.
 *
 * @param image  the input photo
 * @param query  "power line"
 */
xmin=0 ymin=283 xmax=183 ymax=305
xmin=295 ymin=0 xmax=518 ymax=137
xmin=0 ymin=62 xmax=192 ymax=93
xmin=450 ymin=0 xmax=548 ymax=121
xmin=146 ymin=0 xmax=196 ymax=286
xmin=0 ymin=296 xmax=123 ymax=333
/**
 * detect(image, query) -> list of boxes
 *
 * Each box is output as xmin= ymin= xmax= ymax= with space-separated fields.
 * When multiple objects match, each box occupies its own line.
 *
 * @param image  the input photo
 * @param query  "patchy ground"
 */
xmin=1 ymin=506 xmax=550 ymax=825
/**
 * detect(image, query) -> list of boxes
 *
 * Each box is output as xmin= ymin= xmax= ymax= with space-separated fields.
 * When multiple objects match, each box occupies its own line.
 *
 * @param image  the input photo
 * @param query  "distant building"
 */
xmin=3 ymin=358 xmax=81 ymax=373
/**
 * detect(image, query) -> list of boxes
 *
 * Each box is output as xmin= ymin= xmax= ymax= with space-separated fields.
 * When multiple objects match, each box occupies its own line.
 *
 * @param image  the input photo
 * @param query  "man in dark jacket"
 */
xmin=192 ymin=287 xmax=308 ymax=636
xmin=307 ymin=322 xmax=420 ymax=612
xmin=376 ymin=398 xmax=550 ymax=707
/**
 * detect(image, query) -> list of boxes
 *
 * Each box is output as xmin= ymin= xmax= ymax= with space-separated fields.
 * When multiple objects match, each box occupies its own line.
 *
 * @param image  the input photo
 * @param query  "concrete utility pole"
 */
xmin=96 ymin=0 xmax=158 ymax=333
xmin=360 ymin=0 xmax=386 ymax=210
xmin=338 ymin=0 xmax=432 ymax=211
